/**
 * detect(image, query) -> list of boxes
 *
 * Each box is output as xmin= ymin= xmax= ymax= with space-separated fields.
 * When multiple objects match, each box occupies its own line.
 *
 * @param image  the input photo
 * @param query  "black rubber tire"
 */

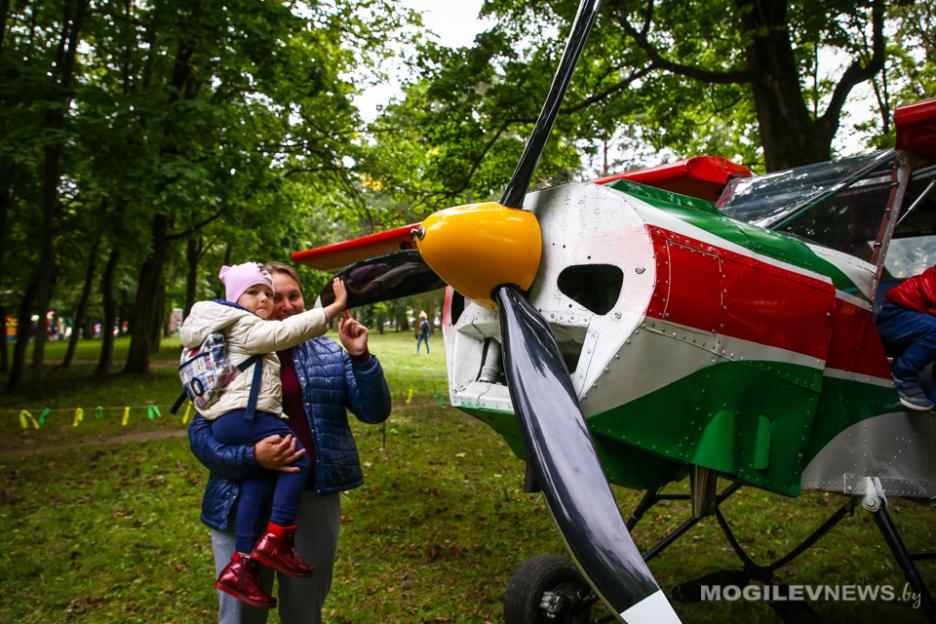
xmin=504 ymin=554 xmax=591 ymax=624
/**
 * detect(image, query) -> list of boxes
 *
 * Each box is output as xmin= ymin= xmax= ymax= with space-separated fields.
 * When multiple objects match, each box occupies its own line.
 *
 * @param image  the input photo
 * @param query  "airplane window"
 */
xmin=717 ymin=151 xmax=894 ymax=228
xmin=777 ymin=181 xmax=893 ymax=261
xmin=884 ymin=235 xmax=936 ymax=279
xmin=719 ymin=151 xmax=936 ymax=264
xmin=557 ymin=264 xmax=624 ymax=315
xmin=876 ymin=164 xmax=936 ymax=279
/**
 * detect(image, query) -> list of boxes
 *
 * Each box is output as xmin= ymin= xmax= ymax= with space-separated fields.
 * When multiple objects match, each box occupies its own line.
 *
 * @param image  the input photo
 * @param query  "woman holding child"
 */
xmin=186 ymin=261 xmax=391 ymax=624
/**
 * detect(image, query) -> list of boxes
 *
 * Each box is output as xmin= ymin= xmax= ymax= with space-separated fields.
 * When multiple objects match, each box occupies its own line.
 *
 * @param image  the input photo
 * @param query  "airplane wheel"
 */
xmin=504 ymin=554 xmax=593 ymax=624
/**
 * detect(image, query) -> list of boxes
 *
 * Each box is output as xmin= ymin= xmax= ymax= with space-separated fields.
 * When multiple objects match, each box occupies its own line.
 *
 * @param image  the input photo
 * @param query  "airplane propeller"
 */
xmin=318 ymin=1 xmax=681 ymax=621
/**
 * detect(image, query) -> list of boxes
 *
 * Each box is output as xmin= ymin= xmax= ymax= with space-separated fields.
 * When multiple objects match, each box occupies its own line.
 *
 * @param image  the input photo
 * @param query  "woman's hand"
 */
xmin=255 ymin=434 xmax=306 ymax=472
xmin=339 ymin=313 xmax=369 ymax=356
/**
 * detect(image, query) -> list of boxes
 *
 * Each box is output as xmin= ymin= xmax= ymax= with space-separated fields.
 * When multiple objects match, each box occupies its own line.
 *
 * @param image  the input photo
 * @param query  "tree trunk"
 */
xmin=6 ymin=277 xmax=38 ymax=393
xmin=29 ymin=0 xmax=89 ymax=396
xmin=0 ymin=305 xmax=7 ymax=374
xmin=124 ymin=213 xmax=168 ymax=374
xmin=0 ymin=167 xmax=9 ymax=373
xmin=125 ymin=37 xmax=197 ymax=368
xmin=96 ymin=246 xmax=119 ymax=376
xmin=184 ymin=234 xmax=200 ymax=317
xmin=118 ymin=289 xmax=131 ymax=336
xmin=160 ymin=253 xmax=179 ymax=341
xmin=739 ymin=0 xmax=883 ymax=171
xmin=61 ymin=236 xmax=100 ymax=368
xmin=216 ymin=243 xmax=232 ymax=299
xmin=150 ymin=270 xmax=165 ymax=353
xmin=0 ymin=0 xmax=9 ymax=54
xmin=740 ymin=0 xmax=827 ymax=171
xmin=29 ymin=145 xmax=61 ymax=396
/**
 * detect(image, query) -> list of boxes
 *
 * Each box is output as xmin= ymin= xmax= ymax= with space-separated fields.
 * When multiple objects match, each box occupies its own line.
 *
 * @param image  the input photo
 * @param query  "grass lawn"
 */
xmin=0 ymin=331 xmax=933 ymax=623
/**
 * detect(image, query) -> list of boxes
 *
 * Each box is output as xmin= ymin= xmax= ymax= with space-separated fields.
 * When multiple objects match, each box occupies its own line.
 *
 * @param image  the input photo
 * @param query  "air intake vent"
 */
xmin=557 ymin=264 xmax=623 ymax=315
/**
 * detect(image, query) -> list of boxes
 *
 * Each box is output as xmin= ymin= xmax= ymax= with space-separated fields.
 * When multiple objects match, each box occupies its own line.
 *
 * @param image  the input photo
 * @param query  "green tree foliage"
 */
xmin=366 ymin=0 xmax=919 ymax=192
xmin=856 ymin=2 xmax=935 ymax=149
xmin=360 ymin=34 xmax=583 ymax=221
xmin=0 ymin=0 xmax=417 ymax=385
xmin=1 ymin=1 xmax=930 ymax=388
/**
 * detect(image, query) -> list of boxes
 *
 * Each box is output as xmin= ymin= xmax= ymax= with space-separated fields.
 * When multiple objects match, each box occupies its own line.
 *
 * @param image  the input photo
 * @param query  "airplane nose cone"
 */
xmin=416 ymin=202 xmax=542 ymax=307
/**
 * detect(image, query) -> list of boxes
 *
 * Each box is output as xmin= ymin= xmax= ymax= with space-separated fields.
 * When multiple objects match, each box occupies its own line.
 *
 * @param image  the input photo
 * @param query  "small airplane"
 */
xmin=292 ymin=1 xmax=936 ymax=622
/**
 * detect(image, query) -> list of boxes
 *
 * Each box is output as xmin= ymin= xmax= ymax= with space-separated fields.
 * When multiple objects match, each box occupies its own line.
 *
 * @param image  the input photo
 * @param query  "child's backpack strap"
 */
xmin=240 ymin=355 xmax=262 ymax=421
xmin=171 ymin=389 xmax=189 ymax=415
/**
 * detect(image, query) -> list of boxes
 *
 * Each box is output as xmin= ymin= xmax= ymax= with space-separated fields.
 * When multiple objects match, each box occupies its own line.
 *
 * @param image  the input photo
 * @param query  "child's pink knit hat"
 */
xmin=219 ymin=262 xmax=274 ymax=304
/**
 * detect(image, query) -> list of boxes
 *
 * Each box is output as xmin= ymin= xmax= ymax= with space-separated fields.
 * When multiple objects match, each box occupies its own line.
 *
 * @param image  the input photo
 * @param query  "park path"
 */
xmin=0 ymin=397 xmax=450 ymax=460
xmin=0 ymin=428 xmax=186 ymax=459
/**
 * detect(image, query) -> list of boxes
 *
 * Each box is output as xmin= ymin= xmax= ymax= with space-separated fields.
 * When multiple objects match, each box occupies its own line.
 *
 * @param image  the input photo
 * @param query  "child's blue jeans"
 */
xmin=876 ymin=301 xmax=936 ymax=388
xmin=211 ymin=409 xmax=311 ymax=553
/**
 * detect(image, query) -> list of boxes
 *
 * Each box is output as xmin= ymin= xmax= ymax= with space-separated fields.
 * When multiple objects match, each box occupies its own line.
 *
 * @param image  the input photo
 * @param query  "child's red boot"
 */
xmin=251 ymin=522 xmax=314 ymax=577
xmin=214 ymin=551 xmax=276 ymax=609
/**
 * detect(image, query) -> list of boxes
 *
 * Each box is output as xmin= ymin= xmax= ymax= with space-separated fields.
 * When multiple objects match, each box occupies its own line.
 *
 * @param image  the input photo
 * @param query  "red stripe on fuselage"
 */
xmin=826 ymin=298 xmax=893 ymax=379
xmin=645 ymin=226 xmax=890 ymax=379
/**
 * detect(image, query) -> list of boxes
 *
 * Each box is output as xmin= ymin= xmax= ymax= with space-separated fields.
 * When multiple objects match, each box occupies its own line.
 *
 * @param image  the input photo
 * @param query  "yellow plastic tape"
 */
xmin=18 ymin=410 xmax=39 ymax=430
xmin=72 ymin=407 xmax=84 ymax=427
xmin=121 ymin=406 xmax=130 ymax=426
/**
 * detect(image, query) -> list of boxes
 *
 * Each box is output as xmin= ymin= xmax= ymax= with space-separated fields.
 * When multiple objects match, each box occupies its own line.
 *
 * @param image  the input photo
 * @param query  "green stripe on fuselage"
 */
xmin=456 ymin=362 xmax=897 ymax=496
xmin=587 ymin=361 xmax=898 ymax=496
xmin=604 ymin=179 xmax=864 ymax=298
xmin=456 ymin=405 xmax=688 ymax=492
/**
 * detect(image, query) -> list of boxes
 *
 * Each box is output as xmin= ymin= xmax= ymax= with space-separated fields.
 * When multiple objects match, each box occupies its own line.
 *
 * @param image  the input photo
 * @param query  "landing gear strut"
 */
xmin=506 ymin=477 xmax=935 ymax=623
xmin=862 ymin=480 xmax=936 ymax=621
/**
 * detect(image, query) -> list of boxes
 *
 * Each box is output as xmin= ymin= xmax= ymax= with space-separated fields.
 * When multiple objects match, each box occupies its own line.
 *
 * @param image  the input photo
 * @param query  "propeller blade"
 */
xmin=318 ymin=250 xmax=444 ymax=309
xmin=501 ymin=0 xmax=602 ymax=209
xmin=495 ymin=285 xmax=681 ymax=624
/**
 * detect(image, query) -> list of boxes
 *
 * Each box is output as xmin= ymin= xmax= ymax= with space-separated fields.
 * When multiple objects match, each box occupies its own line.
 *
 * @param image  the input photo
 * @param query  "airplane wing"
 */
xmin=292 ymin=223 xmax=419 ymax=272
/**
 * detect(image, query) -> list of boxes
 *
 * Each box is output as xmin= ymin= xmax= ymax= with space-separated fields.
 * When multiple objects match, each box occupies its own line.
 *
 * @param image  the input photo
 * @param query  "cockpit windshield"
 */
xmin=717 ymin=151 xmax=936 ymax=274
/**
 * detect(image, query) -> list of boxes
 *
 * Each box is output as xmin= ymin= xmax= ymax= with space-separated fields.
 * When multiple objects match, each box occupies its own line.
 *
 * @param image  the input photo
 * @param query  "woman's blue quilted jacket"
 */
xmin=188 ymin=337 xmax=391 ymax=530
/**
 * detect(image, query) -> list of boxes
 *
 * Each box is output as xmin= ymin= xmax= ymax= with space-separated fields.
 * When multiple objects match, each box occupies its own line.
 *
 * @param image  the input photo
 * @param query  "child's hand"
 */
xmin=324 ymin=277 xmax=348 ymax=322
xmin=332 ymin=277 xmax=348 ymax=309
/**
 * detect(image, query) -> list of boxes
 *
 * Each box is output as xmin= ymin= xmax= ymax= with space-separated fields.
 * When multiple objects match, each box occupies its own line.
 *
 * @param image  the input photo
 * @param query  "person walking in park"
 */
xmin=416 ymin=311 xmax=431 ymax=354
xmin=876 ymin=265 xmax=936 ymax=411
xmin=188 ymin=262 xmax=392 ymax=624
xmin=181 ymin=262 xmax=349 ymax=608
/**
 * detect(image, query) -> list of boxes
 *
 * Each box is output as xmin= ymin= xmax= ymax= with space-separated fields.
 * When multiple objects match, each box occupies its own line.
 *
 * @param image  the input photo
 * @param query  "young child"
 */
xmin=180 ymin=262 xmax=348 ymax=609
xmin=876 ymin=265 xmax=936 ymax=411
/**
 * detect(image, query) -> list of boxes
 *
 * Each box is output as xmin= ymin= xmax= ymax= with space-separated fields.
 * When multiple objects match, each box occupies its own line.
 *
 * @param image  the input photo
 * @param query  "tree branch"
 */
xmin=283 ymin=165 xmax=346 ymax=177
xmin=561 ymin=65 xmax=655 ymax=114
xmin=168 ymin=207 xmax=226 ymax=241
xmin=610 ymin=0 xmax=754 ymax=84
xmin=820 ymin=0 xmax=886 ymax=127
xmin=398 ymin=64 xmax=654 ymax=212
xmin=0 ymin=0 xmax=10 ymax=55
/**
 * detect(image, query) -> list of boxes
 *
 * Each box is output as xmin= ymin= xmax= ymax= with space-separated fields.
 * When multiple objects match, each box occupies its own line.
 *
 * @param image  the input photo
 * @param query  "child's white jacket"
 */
xmin=179 ymin=300 xmax=329 ymax=420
